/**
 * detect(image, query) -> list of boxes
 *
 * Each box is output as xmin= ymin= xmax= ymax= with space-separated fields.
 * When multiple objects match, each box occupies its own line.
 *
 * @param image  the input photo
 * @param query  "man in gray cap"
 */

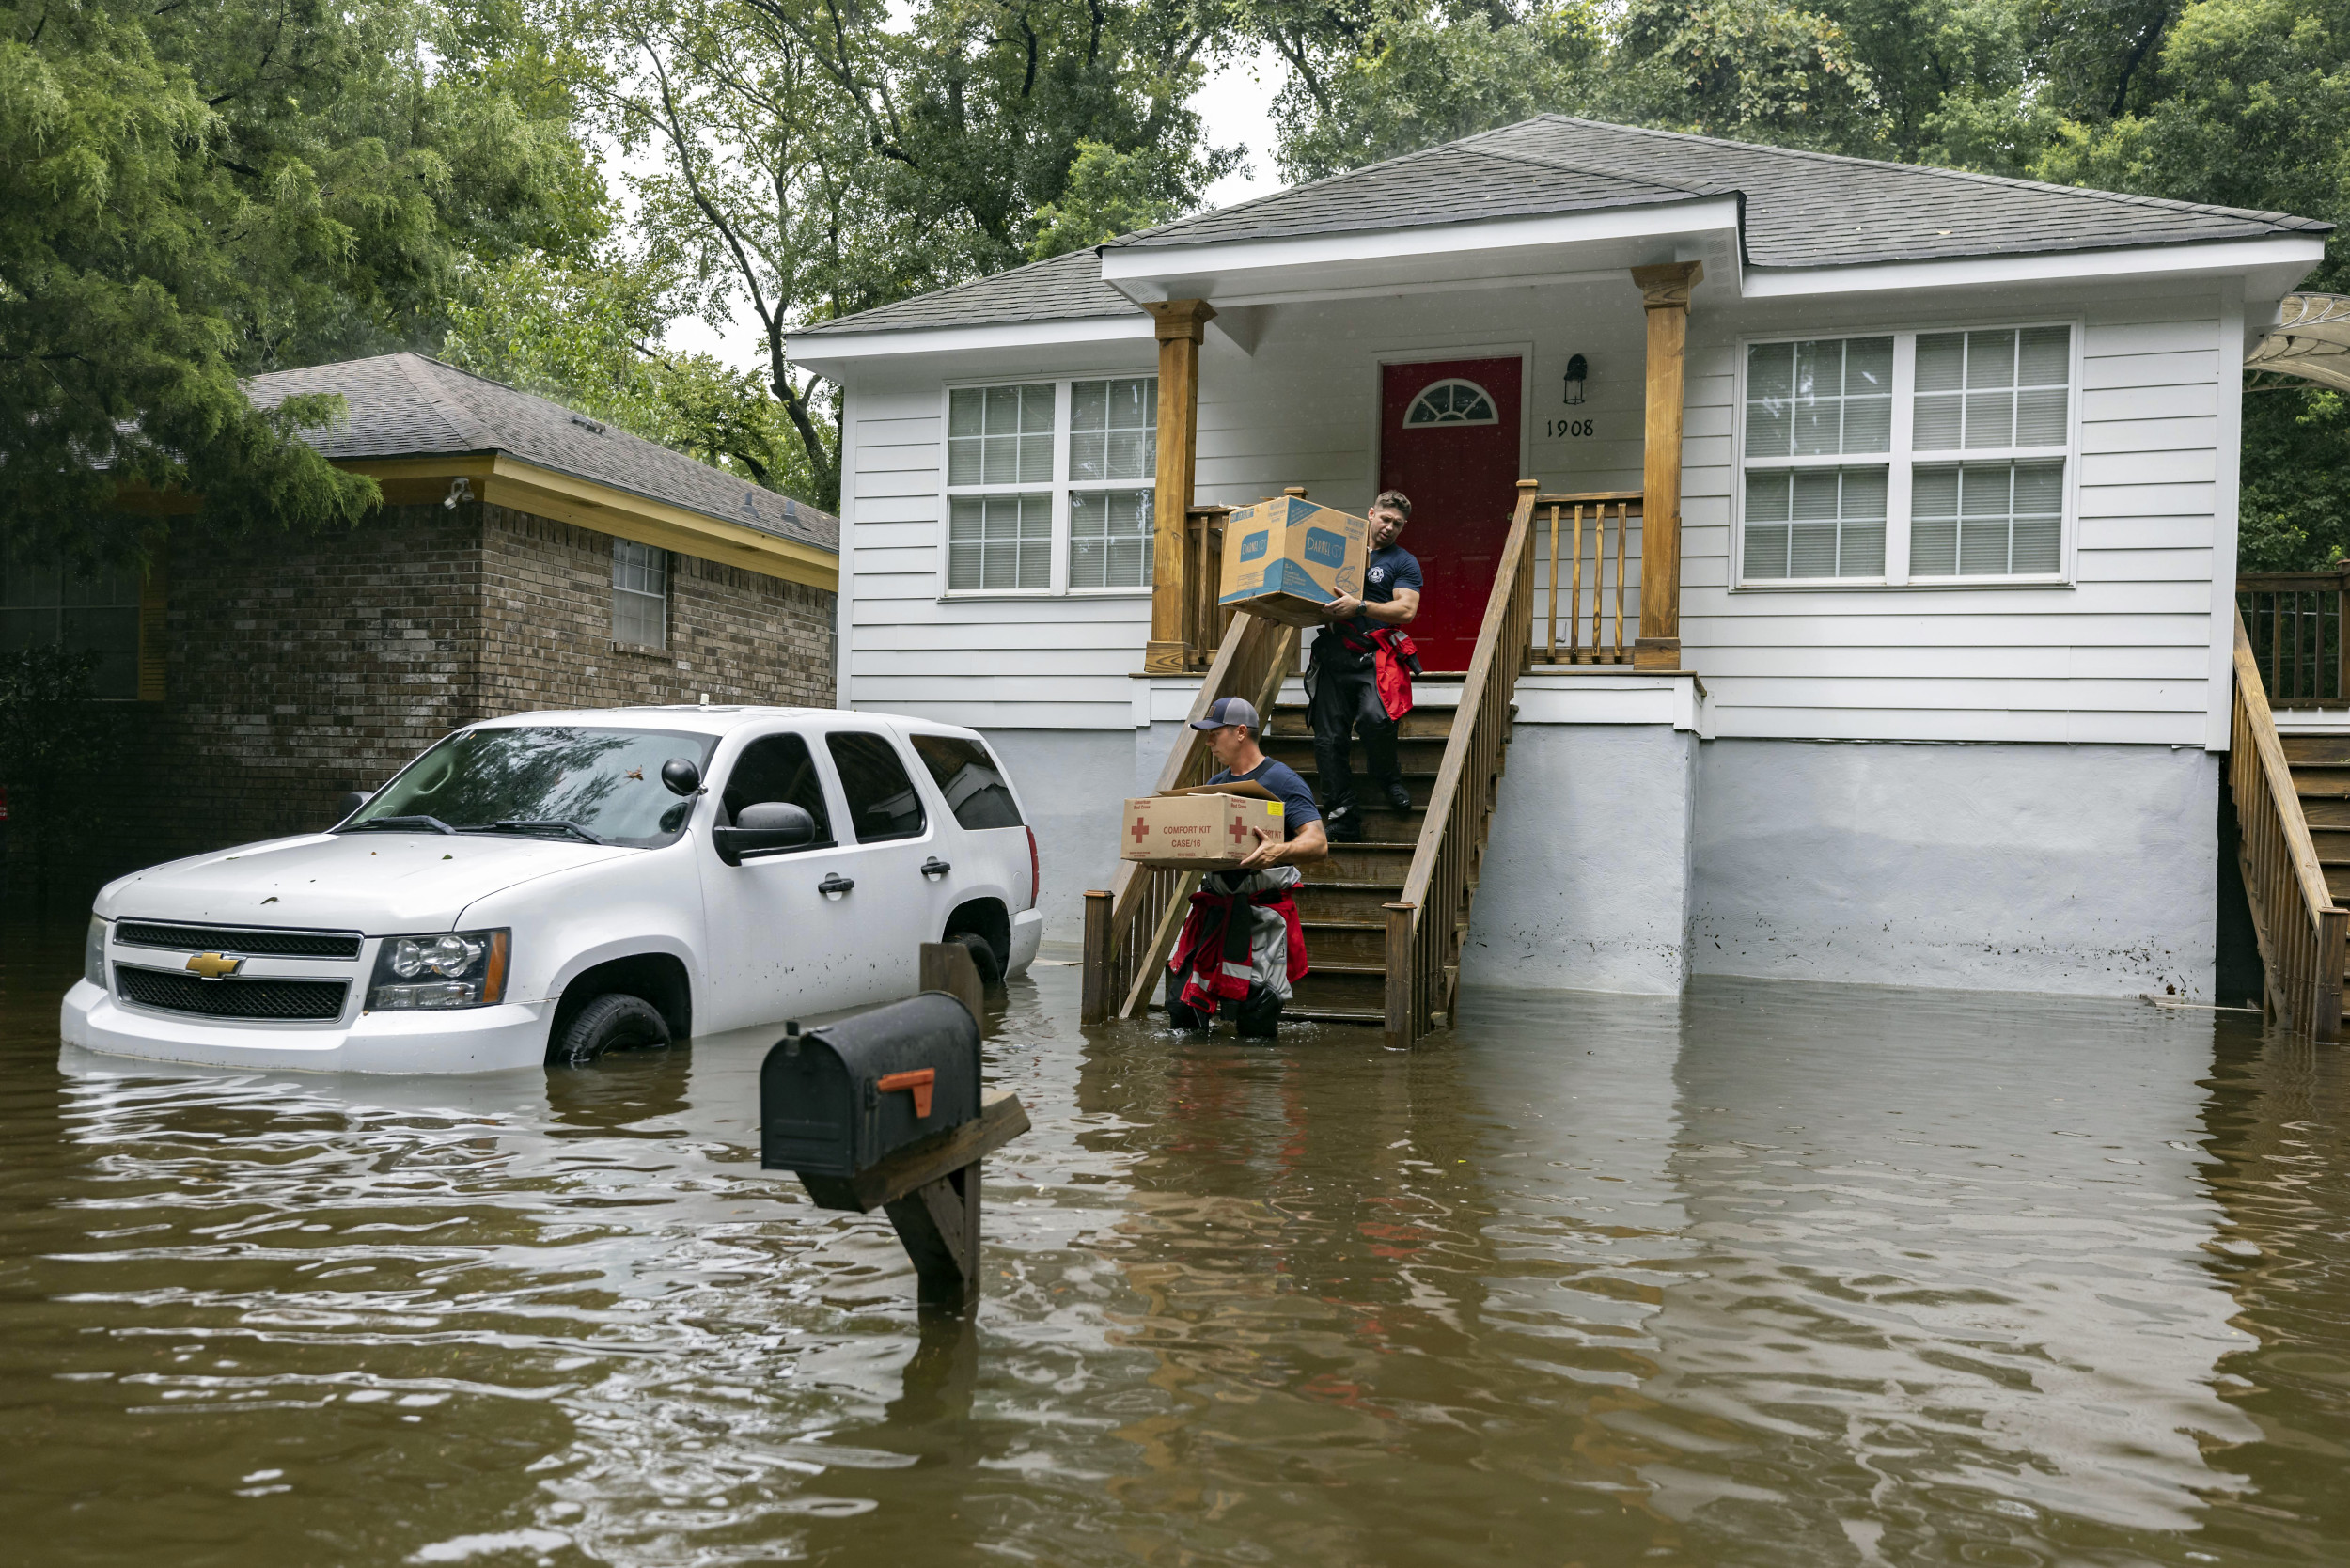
xmin=1163 ymin=696 xmax=1328 ymax=1038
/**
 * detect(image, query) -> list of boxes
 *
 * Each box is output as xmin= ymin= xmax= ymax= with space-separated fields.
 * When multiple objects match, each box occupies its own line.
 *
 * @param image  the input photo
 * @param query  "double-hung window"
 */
xmin=944 ymin=376 xmax=1157 ymax=595
xmin=1738 ymin=322 xmax=2076 ymax=587
xmin=612 ymin=539 xmax=668 ymax=647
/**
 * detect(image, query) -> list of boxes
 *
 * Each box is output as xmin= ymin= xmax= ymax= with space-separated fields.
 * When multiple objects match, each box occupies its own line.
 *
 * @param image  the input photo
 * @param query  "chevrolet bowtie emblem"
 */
xmin=185 ymin=952 xmax=243 ymax=980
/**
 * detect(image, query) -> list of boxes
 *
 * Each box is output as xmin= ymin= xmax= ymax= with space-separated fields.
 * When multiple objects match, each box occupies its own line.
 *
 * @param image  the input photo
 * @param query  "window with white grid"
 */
xmin=612 ymin=539 xmax=668 ymax=647
xmin=1069 ymin=377 xmax=1155 ymax=588
xmin=945 ymin=384 xmax=1054 ymax=591
xmin=940 ymin=375 xmax=1164 ymax=597
xmin=1741 ymin=337 xmax=1892 ymax=581
xmin=1737 ymin=323 xmax=2076 ymax=587
xmin=1907 ymin=327 xmax=2071 ymax=578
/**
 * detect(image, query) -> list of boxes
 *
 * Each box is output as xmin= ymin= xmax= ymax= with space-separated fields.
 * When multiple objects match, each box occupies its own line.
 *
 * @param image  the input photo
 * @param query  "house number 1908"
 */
xmin=1546 ymin=418 xmax=1594 ymax=439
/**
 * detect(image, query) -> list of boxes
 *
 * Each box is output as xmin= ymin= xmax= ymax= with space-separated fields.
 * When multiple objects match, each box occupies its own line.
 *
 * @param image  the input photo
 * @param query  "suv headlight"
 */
xmin=85 ymin=916 xmax=107 ymax=989
xmin=367 ymin=930 xmax=509 ymax=1011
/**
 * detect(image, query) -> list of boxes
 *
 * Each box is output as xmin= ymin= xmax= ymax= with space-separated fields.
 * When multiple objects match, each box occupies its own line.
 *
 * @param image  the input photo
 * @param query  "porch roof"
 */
xmin=798 ymin=116 xmax=2328 ymax=342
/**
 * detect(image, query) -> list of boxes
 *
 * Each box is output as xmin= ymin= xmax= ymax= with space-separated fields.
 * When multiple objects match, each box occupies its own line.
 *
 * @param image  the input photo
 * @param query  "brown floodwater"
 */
xmin=4 ymin=918 xmax=2346 ymax=1568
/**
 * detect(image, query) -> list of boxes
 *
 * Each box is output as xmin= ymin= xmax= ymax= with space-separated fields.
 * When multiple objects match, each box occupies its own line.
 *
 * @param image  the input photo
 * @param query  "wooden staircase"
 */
xmin=2227 ymin=606 xmax=2349 ymax=1039
xmin=1261 ymin=694 xmax=1495 ymax=1024
xmin=1083 ymin=480 xmax=1555 ymax=1044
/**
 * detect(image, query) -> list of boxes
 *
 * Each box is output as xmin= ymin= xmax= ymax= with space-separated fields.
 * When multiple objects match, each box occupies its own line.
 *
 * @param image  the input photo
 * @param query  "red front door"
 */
xmin=1379 ymin=357 xmax=1523 ymax=671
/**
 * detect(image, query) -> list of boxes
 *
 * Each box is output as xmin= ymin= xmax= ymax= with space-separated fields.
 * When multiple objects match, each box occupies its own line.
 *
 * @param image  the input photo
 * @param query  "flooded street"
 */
xmin=5 ymin=922 xmax=2347 ymax=1567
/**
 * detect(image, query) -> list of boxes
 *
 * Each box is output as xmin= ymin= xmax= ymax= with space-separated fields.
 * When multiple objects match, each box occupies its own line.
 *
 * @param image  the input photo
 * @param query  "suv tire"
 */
xmin=551 ymin=993 xmax=671 ymax=1066
xmin=949 ymin=930 xmax=1004 ymax=989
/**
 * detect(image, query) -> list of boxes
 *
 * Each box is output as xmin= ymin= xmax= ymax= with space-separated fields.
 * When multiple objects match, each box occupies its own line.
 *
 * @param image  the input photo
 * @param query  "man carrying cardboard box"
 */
xmin=1308 ymin=491 xmax=1423 ymax=843
xmin=1165 ymin=697 xmax=1329 ymax=1039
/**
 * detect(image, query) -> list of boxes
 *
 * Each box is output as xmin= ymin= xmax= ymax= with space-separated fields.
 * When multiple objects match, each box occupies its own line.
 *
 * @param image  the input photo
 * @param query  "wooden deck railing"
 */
xmin=2231 ymin=606 xmax=2347 ymax=1040
xmin=1382 ymin=481 xmax=1542 ymax=1047
xmin=1178 ymin=504 xmax=1236 ymax=671
xmin=2239 ymin=572 xmax=2350 ymax=707
xmin=1080 ymin=611 xmax=1300 ymax=1022
xmin=1537 ymin=492 xmax=1641 ymax=665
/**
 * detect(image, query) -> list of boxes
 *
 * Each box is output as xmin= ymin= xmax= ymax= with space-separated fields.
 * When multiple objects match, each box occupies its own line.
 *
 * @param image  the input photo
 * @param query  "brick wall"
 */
xmin=64 ymin=499 xmax=834 ymax=886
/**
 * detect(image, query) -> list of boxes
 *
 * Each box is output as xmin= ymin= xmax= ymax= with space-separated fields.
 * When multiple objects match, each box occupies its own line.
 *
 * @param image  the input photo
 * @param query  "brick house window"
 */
xmin=0 ymin=552 xmax=143 ymax=698
xmin=613 ymin=540 xmax=669 ymax=647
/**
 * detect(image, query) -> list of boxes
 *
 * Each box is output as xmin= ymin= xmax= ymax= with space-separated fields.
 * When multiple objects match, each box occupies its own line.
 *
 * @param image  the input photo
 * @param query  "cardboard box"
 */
xmin=1217 ymin=494 xmax=1369 ymax=626
xmin=1120 ymin=781 xmax=1286 ymax=869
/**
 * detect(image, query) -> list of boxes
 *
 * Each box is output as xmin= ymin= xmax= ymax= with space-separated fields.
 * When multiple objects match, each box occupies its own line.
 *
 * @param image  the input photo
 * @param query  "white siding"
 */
xmin=1681 ymin=289 xmax=2232 ymax=745
xmin=836 ymin=277 xmax=2241 ymax=745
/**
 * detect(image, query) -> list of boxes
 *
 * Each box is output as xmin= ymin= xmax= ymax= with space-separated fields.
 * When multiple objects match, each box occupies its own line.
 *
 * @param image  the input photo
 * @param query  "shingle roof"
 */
xmin=246 ymin=353 xmax=838 ymax=552
xmin=794 ymin=248 xmax=1131 ymax=338
xmin=800 ymin=115 xmax=2328 ymax=339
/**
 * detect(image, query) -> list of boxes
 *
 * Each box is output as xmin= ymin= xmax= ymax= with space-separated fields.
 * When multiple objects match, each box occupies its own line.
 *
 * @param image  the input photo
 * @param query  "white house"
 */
xmin=791 ymin=116 xmax=2329 ymax=1009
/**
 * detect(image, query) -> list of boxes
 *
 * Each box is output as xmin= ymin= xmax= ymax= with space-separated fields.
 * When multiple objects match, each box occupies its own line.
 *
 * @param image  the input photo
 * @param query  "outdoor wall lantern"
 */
xmin=1562 ymin=354 xmax=1590 ymax=406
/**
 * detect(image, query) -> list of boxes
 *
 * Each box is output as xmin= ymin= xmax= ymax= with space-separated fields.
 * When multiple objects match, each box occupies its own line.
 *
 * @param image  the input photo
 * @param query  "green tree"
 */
xmin=0 ymin=648 xmax=127 ymax=908
xmin=1 ymin=0 xmax=603 ymax=560
xmin=439 ymin=250 xmax=819 ymax=499
xmin=556 ymin=0 xmax=1237 ymax=508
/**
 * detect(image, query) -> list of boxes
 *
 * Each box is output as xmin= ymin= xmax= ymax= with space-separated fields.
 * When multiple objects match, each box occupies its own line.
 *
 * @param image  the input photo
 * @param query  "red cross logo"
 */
xmin=1131 ymin=816 xmax=1152 ymax=846
xmin=1230 ymin=817 xmax=1251 ymax=845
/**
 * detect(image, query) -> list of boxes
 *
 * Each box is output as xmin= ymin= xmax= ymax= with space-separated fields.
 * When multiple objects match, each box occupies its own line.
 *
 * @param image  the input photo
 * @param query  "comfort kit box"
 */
xmin=1120 ymin=782 xmax=1285 ymax=869
xmin=1217 ymin=495 xmax=1369 ymax=626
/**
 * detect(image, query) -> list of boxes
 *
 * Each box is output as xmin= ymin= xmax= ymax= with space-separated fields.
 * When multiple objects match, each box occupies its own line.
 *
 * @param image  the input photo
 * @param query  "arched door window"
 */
xmin=1402 ymin=378 xmax=1498 ymax=428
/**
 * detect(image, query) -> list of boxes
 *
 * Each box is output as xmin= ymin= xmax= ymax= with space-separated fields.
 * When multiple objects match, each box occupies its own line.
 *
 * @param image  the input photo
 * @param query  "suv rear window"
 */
xmin=911 ymin=734 xmax=1024 ymax=830
xmin=826 ymin=731 xmax=928 ymax=842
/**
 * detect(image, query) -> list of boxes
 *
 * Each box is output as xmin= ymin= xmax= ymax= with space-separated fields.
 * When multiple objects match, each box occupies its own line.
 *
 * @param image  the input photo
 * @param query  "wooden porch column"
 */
xmin=1145 ymin=299 xmax=1215 ymax=675
xmin=1630 ymin=261 xmax=1702 ymax=671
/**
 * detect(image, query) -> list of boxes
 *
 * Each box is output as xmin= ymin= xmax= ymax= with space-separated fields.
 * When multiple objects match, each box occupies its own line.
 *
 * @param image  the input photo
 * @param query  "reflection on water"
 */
xmin=3 ymin=925 xmax=2346 ymax=1566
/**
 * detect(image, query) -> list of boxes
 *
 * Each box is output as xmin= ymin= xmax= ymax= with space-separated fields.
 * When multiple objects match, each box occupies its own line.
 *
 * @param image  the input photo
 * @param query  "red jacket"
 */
xmin=1169 ymin=883 xmax=1308 ymax=1011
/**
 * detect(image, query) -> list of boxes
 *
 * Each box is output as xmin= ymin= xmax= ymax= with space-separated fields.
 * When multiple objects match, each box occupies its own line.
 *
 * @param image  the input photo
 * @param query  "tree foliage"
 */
xmin=0 ymin=0 xmax=601 ymax=560
xmin=550 ymin=0 xmax=1237 ymax=508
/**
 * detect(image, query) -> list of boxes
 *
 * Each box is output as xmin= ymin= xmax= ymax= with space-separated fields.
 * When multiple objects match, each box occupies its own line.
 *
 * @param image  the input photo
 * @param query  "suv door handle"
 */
xmin=818 ymin=873 xmax=855 ymax=900
xmin=921 ymin=857 xmax=951 ymax=880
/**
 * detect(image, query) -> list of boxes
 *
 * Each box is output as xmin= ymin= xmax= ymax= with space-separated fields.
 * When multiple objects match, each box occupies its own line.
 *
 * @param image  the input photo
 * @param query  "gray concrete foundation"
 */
xmin=1690 ymin=739 xmax=2217 ymax=999
xmin=1462 ymin=725 xmax=1699 ymax=995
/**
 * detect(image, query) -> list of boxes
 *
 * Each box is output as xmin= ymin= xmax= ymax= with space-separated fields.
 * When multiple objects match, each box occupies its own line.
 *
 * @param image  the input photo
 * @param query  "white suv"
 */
xmin=60 ymin=706 xmax=1043 ymax=1073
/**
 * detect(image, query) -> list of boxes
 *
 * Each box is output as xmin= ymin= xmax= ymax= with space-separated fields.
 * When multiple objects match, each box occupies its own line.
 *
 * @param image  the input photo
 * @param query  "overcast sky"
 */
xmin=642 ymin=44 xmax=1288 ymax=370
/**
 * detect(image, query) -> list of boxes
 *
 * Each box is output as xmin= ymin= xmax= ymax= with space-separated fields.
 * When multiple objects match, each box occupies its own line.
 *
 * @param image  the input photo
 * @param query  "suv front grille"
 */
xmin=115 ymin=921 xmax=362 ymax=960
xmin=116 ymin=966 xmax=351 ymax=1022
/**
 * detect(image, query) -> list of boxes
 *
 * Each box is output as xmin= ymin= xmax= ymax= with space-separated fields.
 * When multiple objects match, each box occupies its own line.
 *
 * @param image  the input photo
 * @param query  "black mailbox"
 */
xmin=760 ymin=992 xmax=981 ymax=1177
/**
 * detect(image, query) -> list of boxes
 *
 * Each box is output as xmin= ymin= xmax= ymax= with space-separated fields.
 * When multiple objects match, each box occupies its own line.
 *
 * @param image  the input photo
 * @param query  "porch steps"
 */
xmin=1260 ymin=689 xmax=1501 ymax=1025
xmin=2278 ymin=733 xmax=2350 ymax=1022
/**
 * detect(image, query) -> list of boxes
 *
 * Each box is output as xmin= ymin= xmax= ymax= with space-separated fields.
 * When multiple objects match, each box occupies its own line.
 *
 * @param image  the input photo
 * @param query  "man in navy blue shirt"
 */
xmin=1308 ymin=490 xmax=1423 ymax=842
xmin=1164 ymin=697 xmax=1326 ymax=1039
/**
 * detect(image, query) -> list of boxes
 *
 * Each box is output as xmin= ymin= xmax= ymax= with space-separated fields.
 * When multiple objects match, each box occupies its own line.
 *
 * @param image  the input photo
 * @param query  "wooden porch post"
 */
xmin=1630 ymin=261 xmax=1702 ymax=671
xmin=1145 ymin=299 xmax=1215 ymax=675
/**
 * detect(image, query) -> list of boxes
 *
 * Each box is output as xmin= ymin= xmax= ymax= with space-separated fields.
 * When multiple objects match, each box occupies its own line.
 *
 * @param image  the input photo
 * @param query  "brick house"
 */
xmin=5 ymin=353 xmax=838 ymax=882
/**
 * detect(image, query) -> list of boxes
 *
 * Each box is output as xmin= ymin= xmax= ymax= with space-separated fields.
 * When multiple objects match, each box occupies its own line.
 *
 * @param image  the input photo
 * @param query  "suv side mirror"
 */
xmin=661 ymin=758 xmax=702 ymax=795
xmin=714 ymin=801 xmax=817 ymax=866
xmin=337 ymin=790 xmax=372 ymax=821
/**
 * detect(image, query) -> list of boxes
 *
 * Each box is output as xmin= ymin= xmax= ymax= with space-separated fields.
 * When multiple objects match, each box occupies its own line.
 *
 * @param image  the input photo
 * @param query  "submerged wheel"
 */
xmin=949 ymin=930 xmax=1005 ymax=989
xmin=550 ymin=993 xmax=671 ymax=1066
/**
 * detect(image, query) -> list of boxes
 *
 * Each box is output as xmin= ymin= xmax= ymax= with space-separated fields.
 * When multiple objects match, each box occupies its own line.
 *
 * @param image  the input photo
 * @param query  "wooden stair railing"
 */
xmin=1081 ymin=611 xmax=1299 ymax=1022
xmin=1181 ymin=504 xmax=1237 ymax=671
xmin=1382 ymin=480 xmax=1543 ymax=1048
xmin=1540 ymin=492 xmax=1641 ymax=665
xmin=2239 ymin=571 xmax=2350 ymax=707
xmin=2231 ymin=606 xmax=2348 ymax=1040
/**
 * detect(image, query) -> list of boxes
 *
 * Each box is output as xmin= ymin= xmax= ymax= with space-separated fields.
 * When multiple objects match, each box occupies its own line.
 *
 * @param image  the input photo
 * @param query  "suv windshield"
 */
xmin=342 ymin=728 xmax=717 ymax=848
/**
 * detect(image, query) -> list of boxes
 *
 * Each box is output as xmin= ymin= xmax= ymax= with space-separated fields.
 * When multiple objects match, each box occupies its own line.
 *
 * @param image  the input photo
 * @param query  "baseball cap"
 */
xmin=1189 ymin=696 xmax=1260 ymax=731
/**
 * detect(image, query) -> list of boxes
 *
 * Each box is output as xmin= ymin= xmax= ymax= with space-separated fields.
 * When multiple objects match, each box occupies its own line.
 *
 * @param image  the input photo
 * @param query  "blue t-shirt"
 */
xmin=1353 ymin=544 xmax=1423 ymax=635
xmin=1210 ymin=758 xmax=1321 ymax=840
xmin=1363 ymin=544 xmax=1423 ymax=605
